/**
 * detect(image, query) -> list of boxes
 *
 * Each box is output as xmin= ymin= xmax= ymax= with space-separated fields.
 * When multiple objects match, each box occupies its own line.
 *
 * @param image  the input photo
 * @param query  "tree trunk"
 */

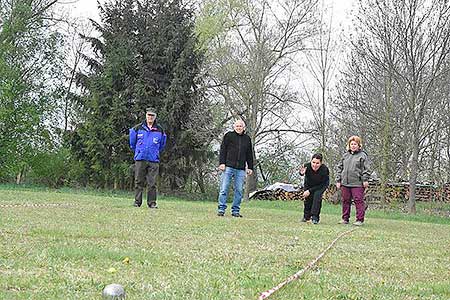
xmin=320 ymin=74 xmax=326 ymax=154
xmin=16 ymin=166 xmax=25 ymax=185
xmin=244 ymin=170 xmax=257 ymax=202
xmin=247 ymin=169 xmax=257 ymax=192
xmin=447 ymin=143 xmax=450 ymax=183
xmin=196 ymin=166 xmax=206 ymax=194
xmin=408 ymin=136 xmax=419 ymax=214
xmin=380 ymin=70 xmax=393 ymax=207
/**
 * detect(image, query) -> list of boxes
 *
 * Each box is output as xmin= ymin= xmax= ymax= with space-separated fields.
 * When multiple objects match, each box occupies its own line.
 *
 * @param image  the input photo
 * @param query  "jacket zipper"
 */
xmin=237 ymin=134 xmax=242 ymax=168
xmin=345 ymin=154 xmax=349 ymax=185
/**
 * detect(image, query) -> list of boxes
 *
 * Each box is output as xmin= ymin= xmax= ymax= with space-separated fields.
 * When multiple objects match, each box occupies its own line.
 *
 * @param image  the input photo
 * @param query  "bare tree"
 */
xmin=351 ymin=0 xmax=403 ymax=205
xmin=197 ymin=0 xmax=319 ymax=195
xmin=300 ymin=0 xmax=341 ymax=157
xmin=386 ymin=0 xmax=450 ymax=213
xmin=59 ymin=19 xmax=93 ymax=132
xmin=335 ymin=0 xmax=450 ymax=212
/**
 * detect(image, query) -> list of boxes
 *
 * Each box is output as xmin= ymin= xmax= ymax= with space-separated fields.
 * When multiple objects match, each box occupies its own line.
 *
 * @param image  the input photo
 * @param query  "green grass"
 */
xmin=0 ymin=187 xmax=449 ymax=299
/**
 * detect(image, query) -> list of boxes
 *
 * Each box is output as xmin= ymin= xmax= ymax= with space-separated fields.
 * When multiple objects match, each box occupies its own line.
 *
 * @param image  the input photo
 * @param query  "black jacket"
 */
xmin=302 ymin=163 xmax=330 ymax=193
xmin=219 ymin=131 xmax=254 ymax=170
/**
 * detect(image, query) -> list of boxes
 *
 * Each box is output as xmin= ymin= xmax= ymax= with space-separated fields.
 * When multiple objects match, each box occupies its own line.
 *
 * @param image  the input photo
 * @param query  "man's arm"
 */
xmin=129 ymin=128 xmax=137 ymax=151
xmin=246 ymin=136 xmax=254 ymax=170
xmin=219 ymin=133 xmax=228 ymax=165
xmin=159 ymin=131 xmax=167 ymax=152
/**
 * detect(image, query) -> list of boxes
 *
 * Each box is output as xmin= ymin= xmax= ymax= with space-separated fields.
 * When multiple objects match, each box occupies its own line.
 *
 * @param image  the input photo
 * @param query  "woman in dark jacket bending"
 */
xmin=299 ymin=153 xmax=329 ymax=224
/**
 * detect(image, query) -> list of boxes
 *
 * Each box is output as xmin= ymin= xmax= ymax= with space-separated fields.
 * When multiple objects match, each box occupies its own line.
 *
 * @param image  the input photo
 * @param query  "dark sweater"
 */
xmin=302 ymin=163 xmax=330 ymax=192
xmin=219 ymin=131 xmax=254 ymax=170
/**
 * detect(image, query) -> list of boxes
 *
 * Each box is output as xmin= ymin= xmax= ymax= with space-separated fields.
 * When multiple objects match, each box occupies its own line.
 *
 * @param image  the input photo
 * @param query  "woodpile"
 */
xmin=249 ymin=188 xmax=304 ymax=201
xmin=250 ymin=182 xmax=450 ymax=203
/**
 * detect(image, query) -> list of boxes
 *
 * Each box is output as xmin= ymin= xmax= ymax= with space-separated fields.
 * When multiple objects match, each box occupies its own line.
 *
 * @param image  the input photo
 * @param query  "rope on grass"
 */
xmin=258 ymin=227 xmax=357 ymax=300
xmin=0 ymin=203 xmax=77 ymax=209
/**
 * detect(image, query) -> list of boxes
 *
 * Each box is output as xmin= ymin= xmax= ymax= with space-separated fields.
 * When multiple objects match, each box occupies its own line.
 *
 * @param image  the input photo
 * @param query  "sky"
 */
xmin=62 ymin=0 xmax=357 ymax=105
xmin=63 ymin=0 xmax=356 ymax=27
xmin=62 ymin=0 xmax=100 ymax=20
xmin=60 ymin=0 xmax=357 ymax=140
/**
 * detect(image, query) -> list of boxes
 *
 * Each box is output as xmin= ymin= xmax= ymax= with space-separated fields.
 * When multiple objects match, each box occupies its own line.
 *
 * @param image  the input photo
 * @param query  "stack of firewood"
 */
xmin=250 ymin=181 xmax=450 ymax=202
xmin=444 ymin=183 xmax=450 ymax=201
xmin=250 ymin=189 xmax=304 ymax=201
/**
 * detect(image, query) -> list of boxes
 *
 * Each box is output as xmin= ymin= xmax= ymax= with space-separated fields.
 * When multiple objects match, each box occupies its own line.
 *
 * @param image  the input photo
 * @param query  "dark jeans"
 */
xmin=134 ymin=161 xmax=159 ymax=207
xmin=303 ymin=185 xmax=328 ymax=221
xmin=341 ymin=186 xmax=365 ymax=222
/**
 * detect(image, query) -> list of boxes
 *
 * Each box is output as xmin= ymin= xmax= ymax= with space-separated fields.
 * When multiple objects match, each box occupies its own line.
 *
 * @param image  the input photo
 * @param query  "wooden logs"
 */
xmin=249 ymin=181 xmax=450 ymax=202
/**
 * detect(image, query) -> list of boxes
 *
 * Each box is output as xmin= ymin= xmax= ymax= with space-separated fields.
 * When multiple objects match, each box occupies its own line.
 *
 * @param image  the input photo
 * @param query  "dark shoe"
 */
xmin=232 ymin=213 xmax=243 ymax=218
xmin=217 ymin=211 xmax=225 ymax=217
xmin=300 ymin=217 xmax=309 ymax=222
xmin=149 ymin=202 xmax=158 ymax=209
xmin=312 ymin=219 xmax=319 ymax=225
xmin=133 ymin=203 xmax=141 ymax=207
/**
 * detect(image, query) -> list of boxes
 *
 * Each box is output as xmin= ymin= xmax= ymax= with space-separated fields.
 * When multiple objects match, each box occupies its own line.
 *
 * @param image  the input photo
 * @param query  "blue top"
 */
xmin=129 ymin=121 xmax=167 ymax=162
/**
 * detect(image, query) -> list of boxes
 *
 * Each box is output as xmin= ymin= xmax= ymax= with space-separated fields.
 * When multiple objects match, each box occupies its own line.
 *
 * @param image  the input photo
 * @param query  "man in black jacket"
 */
xmin=217 ymin=119 xmax=254 ymax=217
xmin=299 ymin=153 xmax=330 ymax=224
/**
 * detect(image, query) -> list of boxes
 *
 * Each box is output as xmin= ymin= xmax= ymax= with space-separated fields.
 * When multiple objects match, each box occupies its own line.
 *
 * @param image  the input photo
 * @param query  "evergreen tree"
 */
xmin=134 ymin=0 xmax=207 ymax=189
xmin=74 ymin=0 xmax=209 ymax=190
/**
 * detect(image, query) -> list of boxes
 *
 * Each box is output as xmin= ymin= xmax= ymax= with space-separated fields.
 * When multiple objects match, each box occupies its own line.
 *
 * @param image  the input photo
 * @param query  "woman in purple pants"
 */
xmin=336 ymin=136 xmax=371 ymax=226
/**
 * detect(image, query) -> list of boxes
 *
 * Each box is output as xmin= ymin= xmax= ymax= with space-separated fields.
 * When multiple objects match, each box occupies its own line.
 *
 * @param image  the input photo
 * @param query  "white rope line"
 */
xmin=0 ymin=203 xmax=77 ymax=209
xmin=258 ymin=227 xmax=357 ymax=300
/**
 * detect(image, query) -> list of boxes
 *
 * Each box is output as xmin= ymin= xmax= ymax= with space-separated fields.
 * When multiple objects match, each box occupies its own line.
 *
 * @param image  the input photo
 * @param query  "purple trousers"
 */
xmin=341 ymin=186 xmax=366 ymax=222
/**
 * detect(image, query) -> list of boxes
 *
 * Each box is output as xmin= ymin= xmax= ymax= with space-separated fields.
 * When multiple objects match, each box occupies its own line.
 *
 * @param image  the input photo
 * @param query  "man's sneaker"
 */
xmin=312 ymin=219 xmax=319 ymax=225
xmin=300 ymin=217 xmax=310 ymax=222
xmin=149 ymin=202 xmax=158 ymax=209
xmin=232 ymin=213 xmax=243 ymax=218
xmin=353 ymin=221 xmax=364 ymax=226
xmin=217 ymin=211 xmax=225 ymax=217
xmin=338 ymin=220 xmax=349 ymax=224
xmin=133 ymin=203 xmax=140 ymax=207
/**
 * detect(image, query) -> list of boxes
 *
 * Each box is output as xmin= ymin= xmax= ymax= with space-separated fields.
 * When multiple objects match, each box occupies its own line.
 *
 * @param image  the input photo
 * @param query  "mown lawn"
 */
xmin=0 ymin=186 xmax=449 ymax=300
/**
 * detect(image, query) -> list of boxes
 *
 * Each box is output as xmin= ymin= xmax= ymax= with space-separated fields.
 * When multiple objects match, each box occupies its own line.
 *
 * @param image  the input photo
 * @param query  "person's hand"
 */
xmin=218 ymin=164 xmax=225 ymax=171
xmin=246 ymin=169 xmax=253 ymax=176
xmin=299 ymin=164 xmax=306 ymax=175
xmin=336 ymin=182 xmax=341 ymax=189
xmin=303 ymin=190 xmax=310 ymax=198
xmin=363 ymin=181 xmax=369 ymax=189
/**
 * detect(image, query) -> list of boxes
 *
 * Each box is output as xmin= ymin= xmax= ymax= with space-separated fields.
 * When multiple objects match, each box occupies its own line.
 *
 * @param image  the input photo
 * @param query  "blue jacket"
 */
xmin=129 ymin=121 xmax=167 ymax=162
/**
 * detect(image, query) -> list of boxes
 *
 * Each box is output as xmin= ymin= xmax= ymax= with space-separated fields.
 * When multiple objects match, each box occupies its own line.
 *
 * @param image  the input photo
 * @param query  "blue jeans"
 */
xmin=217 ymin=167 xmax=246 ymax=214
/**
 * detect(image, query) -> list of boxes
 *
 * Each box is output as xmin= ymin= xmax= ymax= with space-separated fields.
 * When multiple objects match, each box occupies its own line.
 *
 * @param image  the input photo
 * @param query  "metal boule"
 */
xmin=102 ymin=283 xmax=126 ymax=299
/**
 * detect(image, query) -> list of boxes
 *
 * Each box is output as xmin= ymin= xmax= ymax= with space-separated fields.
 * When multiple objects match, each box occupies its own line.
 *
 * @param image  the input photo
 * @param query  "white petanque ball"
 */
xmin=102 ymin=283 xmax=126 ymax=299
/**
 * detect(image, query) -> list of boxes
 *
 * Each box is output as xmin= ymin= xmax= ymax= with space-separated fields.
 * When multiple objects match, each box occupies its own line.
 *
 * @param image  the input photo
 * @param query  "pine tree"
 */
xmin=73 ymin=0 xmax=209 ymax=189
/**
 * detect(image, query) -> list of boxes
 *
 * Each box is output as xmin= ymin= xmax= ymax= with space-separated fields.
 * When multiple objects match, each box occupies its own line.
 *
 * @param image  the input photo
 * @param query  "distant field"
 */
xmin=0 ymin=186 xmax=449 ymax=300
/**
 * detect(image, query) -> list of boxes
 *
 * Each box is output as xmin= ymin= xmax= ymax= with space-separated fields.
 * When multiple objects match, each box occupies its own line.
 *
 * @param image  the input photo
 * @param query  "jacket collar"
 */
xmin=142 ymin=120 xmax=158 ymax=131
xmin=348 ymin=149 xmax=361 ymax=154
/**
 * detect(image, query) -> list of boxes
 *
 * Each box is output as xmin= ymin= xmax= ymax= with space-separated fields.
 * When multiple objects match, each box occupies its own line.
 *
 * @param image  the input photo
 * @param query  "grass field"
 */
xmin=0 ymin=186 xmax=449 ymax=300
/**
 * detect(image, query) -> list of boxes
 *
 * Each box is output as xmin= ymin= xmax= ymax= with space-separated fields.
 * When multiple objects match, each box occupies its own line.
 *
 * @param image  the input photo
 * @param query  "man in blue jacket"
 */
xmin=129 ymin=107 xmax=167 ymax=208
